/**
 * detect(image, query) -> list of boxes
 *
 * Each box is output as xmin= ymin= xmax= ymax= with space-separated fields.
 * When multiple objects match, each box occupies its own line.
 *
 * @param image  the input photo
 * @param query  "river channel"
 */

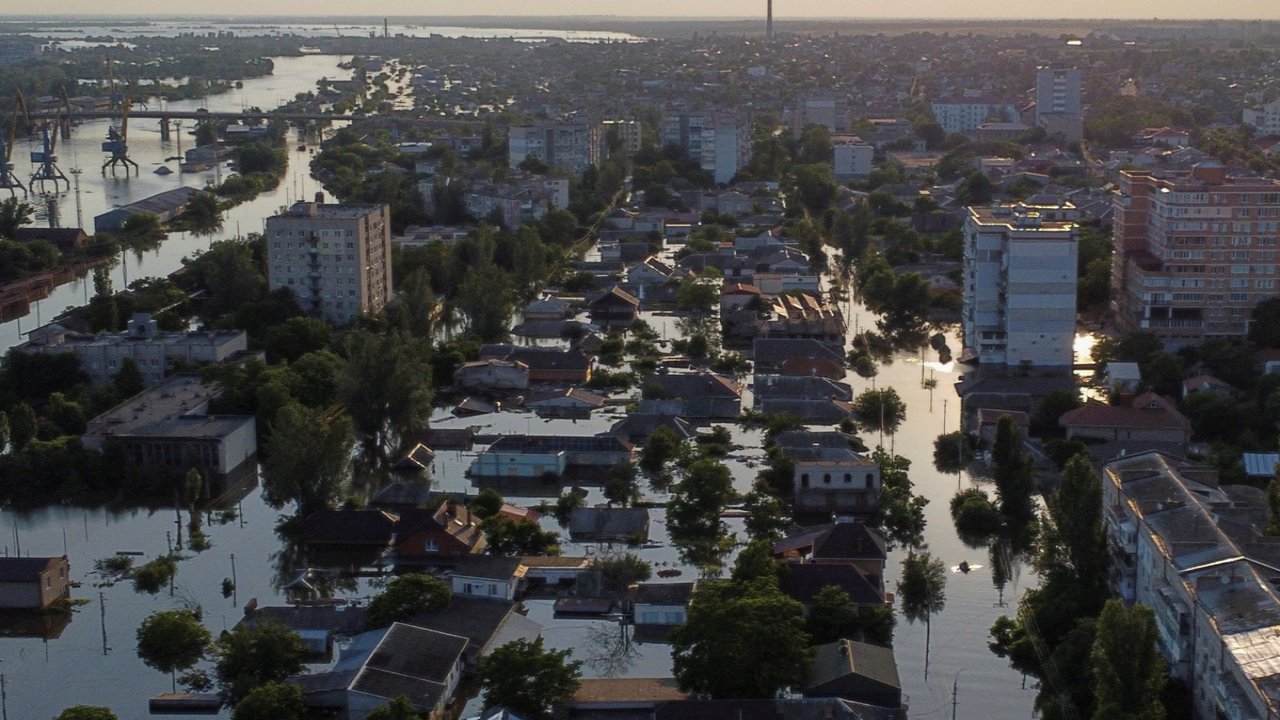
xmin=0 ymin=46 xmax=1038 ymax=720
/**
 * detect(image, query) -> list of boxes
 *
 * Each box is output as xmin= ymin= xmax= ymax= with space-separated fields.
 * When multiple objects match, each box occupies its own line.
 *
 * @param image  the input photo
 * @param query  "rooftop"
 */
xmin=273 ymin=201 xmax=384 ymax=220
xmin=967 ymin=204 xmax=1076 ymax=232
xmin=83 ymin=374 xmax=253 ymax=441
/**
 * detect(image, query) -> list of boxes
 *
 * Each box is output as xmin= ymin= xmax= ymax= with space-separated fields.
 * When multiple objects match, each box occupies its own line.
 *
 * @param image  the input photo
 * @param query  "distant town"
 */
xmin=0 ymin=13 xmax=1279 ymax=720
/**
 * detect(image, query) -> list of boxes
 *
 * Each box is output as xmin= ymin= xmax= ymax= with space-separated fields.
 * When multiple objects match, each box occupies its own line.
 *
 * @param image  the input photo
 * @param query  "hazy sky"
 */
xmin=9 ymin=1 xmax=1280 ymax=19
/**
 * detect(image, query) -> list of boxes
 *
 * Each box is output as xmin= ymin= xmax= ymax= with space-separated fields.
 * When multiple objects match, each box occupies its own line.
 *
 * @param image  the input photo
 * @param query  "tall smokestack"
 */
xmin=767 ymin=0 xmax=774 ymax=40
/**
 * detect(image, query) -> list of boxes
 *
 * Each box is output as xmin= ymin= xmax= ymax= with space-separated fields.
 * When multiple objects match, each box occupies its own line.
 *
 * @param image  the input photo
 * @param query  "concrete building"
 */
xmin=265 ymin=199 xmax=393 ymax=325
xmin=832 ymin=141 xmax=873 ymax=180
xmin=660 ymin=112 xmax=752 ymax=185
xmin=786 ymin=95 xmax=849 ymax=134
xmin=81 ymin=374 xmax=257 ymax=479
xmin=508 ymin=121 xmax=591 ymax=172
xmin=0 ymin=557 xmax=70 ymax=609
xmin=1243 ymin=99 xmax=1280 ymax=136
xmin=17 ymin=314 xmax=247 ymax=386
xmin=1103 ymin=451 xmax=1280 ymax=720
xmin=1034 ymin=66 xmax=1083 ymax=143
xmin=94 ymin=187 xmax=201 ymax=234
xmin=962 ymin=203 xmax=1079 ymax=369
xmin=930 ymin=94 xmax=1015 ymax=134
xmin=590 ymin=119 xmax=643 ymax=166
xmin=1111 ymin=165 xmax=1280 ymax=346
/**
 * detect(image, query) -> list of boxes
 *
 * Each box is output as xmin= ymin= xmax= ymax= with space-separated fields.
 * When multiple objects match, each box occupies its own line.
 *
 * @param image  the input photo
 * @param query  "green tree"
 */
xmin=933 ymin=431 xmax=974 ymax=472
xmin=0 ymin=410 xmax=8 ymax=453
xmin=477 ymin=638 xmax=582 ymax=719
xmin=873 ymin=449 xmax=927 ymax=549
xmin=1032 ymin=389 xmax=1082 ymax=438
xmin=136 ymin=610 xmax=211 ymax=691
xmin=181 ymin=190 xmax=223 ymax=234
xmin=483 ymin=517 xmax=561 ymax=556
xmin=262 ymin=403 xmax=354 ymax=516
xmin=119 ymin=212 xmax=168 ymax=252
xmin=8 ymin=402 xmax=34 ymax=452
xmin=675 ymin=277 xmax=718 ymax=313
xmin=53 ymin=707 xmax=118 ymax=720
xmin=366 ymin=573 xmax=452 ymax=629
xmin=729 ymin=540 xmax=780 ymax=585
xmin=991 ymin=415 xmax=1035 ymax=521
xmin=897 ymin=549 xmax=947 ymax=656
xmin=113 ymin=358 xmax=145 ymax=398
xmin=742 ymin=484 xmax=791 ymax=542
xmin=1091 ymin=600 xmax=1167 ymax=720
xmin=471 ymin=487 xmax=504 ymax=519
xmin=338 ymin=330 xmax=433 ymax=448
xmin=132 ymin=554 xmax=178 ymax=594
xmin=805 ymin=584 xmax=895 ymax=646
xmin=603 ymin=461 xmax=640 ymax=507
xmin=366 ymin=696 xmax=420 ymax=720
xmin=396 ymin=268 xmax=438 ymax=339
xmin=232 ymin=682 xmax=305 ymax=720
xmin=262 ymin=316 xmax=331 ymax=364
xmin=456 ymin=265 xmax=514 ymax=341
xmin=86 ymin=268 xmax=120 ymax=332
xmin=670 ymin=578 xmax=812 ymax=698
xmin=1268 ymin=479 xmax=1280 ymax=537
xmin=1250 ymin=296 xmax=1280 ymax=348
xmin=596 ymin=552 xmax=652 ymax=594
xmin=212 ymin=619 xmax=306 ymax=702
xmin=667 ymin=458 xmax=737 ymax=569
xmin=1041 ymin=455 xmax=1106 ymax=593
xmin=0 ymin=197 xmax=33 ymax=239
xmin=949 ymin=487 xmax=1003 ymax=539
xmin=852 ymin=387 xmax=906 ymax=442
xmin=639 ymin=425 xmax=684 ymax=477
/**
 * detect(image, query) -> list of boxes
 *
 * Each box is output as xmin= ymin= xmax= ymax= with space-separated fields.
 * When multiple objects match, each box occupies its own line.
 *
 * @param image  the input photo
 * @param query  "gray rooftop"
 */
xmin=83 ymin=374 xmax=253 ymax=441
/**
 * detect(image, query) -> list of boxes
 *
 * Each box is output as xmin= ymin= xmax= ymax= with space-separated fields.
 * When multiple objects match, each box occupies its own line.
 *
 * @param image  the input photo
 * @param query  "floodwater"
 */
xmin=0 ymin=48 xmax=1038 ymax=720
xmin=17 ymin=20 xmax=643 ymax=43
xmin=0 ymin=53 xmax=349 ymax=352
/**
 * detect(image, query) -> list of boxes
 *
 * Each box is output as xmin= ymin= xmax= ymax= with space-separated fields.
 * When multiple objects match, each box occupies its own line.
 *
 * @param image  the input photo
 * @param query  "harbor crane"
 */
xmin=0 ymin=93 xmax=27 ymax=196
xmin=102 ymin=84 xmax=138 ymax=176
xmin=29 ymin=89 xmax=69 ymax=193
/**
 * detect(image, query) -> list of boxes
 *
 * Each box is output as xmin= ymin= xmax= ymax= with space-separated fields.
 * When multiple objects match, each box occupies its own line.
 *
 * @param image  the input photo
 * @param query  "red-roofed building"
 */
xmin=1059 ymin=392 xmax=1191 ymax=446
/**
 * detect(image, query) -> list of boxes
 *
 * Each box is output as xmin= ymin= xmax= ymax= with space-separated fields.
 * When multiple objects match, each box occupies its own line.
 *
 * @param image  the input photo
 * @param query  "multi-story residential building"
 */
xmin=507 ymin=121 xmax=591 ymax=172
xmin=1111 ymin=165 xmax=1280 ymax=346
xmin=1103 ymin=451 xmax=1280 ymax=720
xmin=1243 ymin=99 xmax=1280 ymax=136
xmin=589 ymin=119 xmax=642 ymax=166
xmin=265 ymin=198 xmax=393 ymax=325
xmin=930 ymin=93 xmax=1016 ymax=134
xmin=962 ymin=203 xmax=1079 ymax=369
xmin=1034 ymin=66 xmax=1083 ymax=142
xmin=832 ymin=140 xmax=873 ymax=180
xmin=463 ymin=175 xmax=568 ymax=229
xmin=660 ymin=112 xmax=752 ymax=185
xmin=785 ymin=95 xmax=849 ymax=134
xmin=17 ymin=313 xmax=247 ymax=386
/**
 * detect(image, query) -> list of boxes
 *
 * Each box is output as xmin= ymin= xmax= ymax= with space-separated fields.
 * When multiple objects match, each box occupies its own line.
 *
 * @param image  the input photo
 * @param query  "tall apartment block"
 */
xmin=963 ymin=202 xmax=1079 ymax=369
xmin=589 ymin=120 xmax=643 ymax=166
xmin=660 ymin=112 xmax=753 ymax=185
xmin=265 ymin=197 xmax=393 ymax=325
xmin=1111 ymin=164 xmax=1280 ymax=347
xmin=507 ymin=121 xmax=592 ymax=173
xmin=1034 ymin=66 xmax=1083 ymax=142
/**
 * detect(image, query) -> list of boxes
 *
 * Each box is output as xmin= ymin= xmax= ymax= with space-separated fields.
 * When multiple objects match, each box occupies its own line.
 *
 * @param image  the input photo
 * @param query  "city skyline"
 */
xmin=4 ymin=1 xmax=1280 ymax=19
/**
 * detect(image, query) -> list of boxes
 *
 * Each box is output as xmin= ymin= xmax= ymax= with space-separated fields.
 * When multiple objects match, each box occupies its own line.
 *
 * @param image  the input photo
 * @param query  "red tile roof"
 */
xmin=1059 ymin=392 xmax=1190 ymax=431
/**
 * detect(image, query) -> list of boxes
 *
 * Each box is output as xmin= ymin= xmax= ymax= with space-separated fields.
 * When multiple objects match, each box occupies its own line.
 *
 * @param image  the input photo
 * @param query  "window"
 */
xmin=800 ymin=474 xmax=809 ymax=488
xmin=843 ymin=473 xmax=852 ymax=484
xmin=865 ymin=473 xmax=874 ymax=488
xmin=489 ymin=584 xmax=498 ymax=596
xmin=425 ymin=539 xmax=439 ymax=552
xmin=823 ymin=474 xmax=832 ymax=484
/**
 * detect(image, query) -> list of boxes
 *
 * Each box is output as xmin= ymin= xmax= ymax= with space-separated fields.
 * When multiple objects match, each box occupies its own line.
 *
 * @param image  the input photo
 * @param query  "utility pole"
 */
xmin=99 ymin=591 xmax=109 ymax=655
xmin=70 ymin=167 xmax=83 ymax=229
xmin=230 ymin=553 xmax=237 ymax=607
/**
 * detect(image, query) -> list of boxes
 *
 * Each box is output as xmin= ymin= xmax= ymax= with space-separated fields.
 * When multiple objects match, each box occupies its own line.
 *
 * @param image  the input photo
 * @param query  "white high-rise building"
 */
xmin=1034 ymin=66 xmax=1083 ymax=142
xmin=265 ymin=198 xmax=393 ymax=325
xmin=660 ymin=112 xmax=752 ymax=185
xmin=963 ymin=203 xmax=1079 ymax=369
xmin=508 ymin=121 xmax=592 ymax=172
xmin=832 ymin=141 xmax=873 ymax=179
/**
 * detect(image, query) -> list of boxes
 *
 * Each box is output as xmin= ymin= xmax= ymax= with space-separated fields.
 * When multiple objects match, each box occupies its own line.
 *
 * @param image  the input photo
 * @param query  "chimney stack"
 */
xmin=766 ymin=0 xmax=774 ymax=40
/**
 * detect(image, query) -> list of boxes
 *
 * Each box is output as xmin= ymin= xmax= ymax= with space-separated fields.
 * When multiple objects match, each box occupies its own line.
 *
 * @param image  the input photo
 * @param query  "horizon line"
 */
xmin=2 ymin=13 xmax=1280 ymax=22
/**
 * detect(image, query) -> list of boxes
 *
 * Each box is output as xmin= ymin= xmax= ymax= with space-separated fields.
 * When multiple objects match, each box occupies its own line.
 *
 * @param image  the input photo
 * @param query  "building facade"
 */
xmin=1111 ymin=165 xmax=1280 ymax=346
xmin=508 ymin=121 xmax=591 ymax=172
xmin=962 ymin=203 xmax=1079 ymax=368
xmin=1034 ymin=66 xmax=1083 ymax=142
xmin=832 ymin=141 xmax=873 ymax=180
xmin=265 ymin=200 xmax=393 ymax=325
xmin=660 ymin=112 xmax=752 ymax=185
xmin=930 ymin=95 xmax=1015 ymax=134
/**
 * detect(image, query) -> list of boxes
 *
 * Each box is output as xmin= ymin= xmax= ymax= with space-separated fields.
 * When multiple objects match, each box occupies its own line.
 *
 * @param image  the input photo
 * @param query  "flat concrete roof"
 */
xmin=84 ymin=374 xmax=252 ymax=441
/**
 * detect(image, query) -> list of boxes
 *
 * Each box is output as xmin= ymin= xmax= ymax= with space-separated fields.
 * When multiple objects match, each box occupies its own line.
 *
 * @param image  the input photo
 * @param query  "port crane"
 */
xmin=0 ymin=93 xmax=27 ymax=196
xmin=28 ymin=89 xmax=69 ymax=193
xmin=102 ymin=83 xmax=138 ymax=176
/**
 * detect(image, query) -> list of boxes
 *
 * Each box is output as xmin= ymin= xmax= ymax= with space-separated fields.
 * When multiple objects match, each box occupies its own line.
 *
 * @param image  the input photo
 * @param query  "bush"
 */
xmin=950 ymin=488 xmax=1003 ymax=540
xmin=933 ymin=431 xmax=975 ymax=472
xmin=133 ymin=555 xmax=179 ymax=594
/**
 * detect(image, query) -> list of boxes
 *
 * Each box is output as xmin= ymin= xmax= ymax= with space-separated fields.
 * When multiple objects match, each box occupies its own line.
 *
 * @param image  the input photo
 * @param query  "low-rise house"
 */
xmin=480 ymin=345 xmax=593 ymax=385
xmin=1182 ymin=374 xmax=1233 ymax=399
xmin=771 ymin=522 xmax=888 ymax=580
xmin=11 ymin=227 xmax=89 ymax=253
xmin=753 ymin=272 xmax=822 ymax=296
xmin=570 ymin=678 xmax=690 ymax=715
xmin=405 ymin=596 xmax=542 ymax=669
xmin=755 ymin=374 xmax=854 ymax=424
xmin=1242 ymin=452 xmax=1280 ymax=481
xmin=0 ymin=556 xmax=70 ymax=609
xmin=395 ymin=501 xmax=487 ymax=563
xmin=720 ymin=282 xmax=761 ymax=312
xmin=758 ymin=293 xmax=844 ymax=348
xmin=470 ymin=434 xmax=634 ymax=479
xmin=521 ymin=556 xmax=592 ymax=589
xmin=1059 ymin=391 xmax=1192 ymax=446
xmin=753 ymin=338 xmax=846 ymax=376
xmin=976 ymin=408 xmax=1031 ymax=445
xmin=787 ymin=445 xmax=881 ymax=519
xmin=447 ymin=557 xmax=528 ymax=601
xmin=522 ymin=295 xmax=571 ymax=321
xmin=290 ymin=622 xmax=468 ymax=720
xmin=301 ymin=510 xmax=398 ymax=549
xmin=641 ymin=371 xmax=743 ymax=419
xmin=805 ymin=639 xmax=903 ymax=710
xmin=779 ymin=562 xmax=885 ymax=608
xmin=1105 ymin=362 xmax=1143 ymax=394
xmin=568 ymin=506 xmax=650 ymax=542
xmin=238 ymin=603 xmax=368 ymax=657
xmin=453 ymin=360 xmax=530 ymax=393
xmin=631 ymin=581 xmax=698 ymax=626
xmin=525 ymin=388 xmax=606 ymax=419
xmin=627 ymin=257 xmax=676 ymax=286
xmin=609 ymin=409 xmax=695 ymax=444
xmin=589 ymin=285 xmax=641 ymax=327
xmin=653 ymin=698 xmax=904 ymax=720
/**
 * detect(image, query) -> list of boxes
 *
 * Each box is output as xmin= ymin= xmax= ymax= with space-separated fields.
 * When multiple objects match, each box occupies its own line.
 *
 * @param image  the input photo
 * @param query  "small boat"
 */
xmin=657 ymin=568 xmax=683 ymax=578
xmin=958 ymin=561 xmax=970 ymax=574
xmin=641 ymin=541 xmax=664 ymax=549
xmin=153 ymin=165 xmax=172 ymax=175
xmin=297 ymin=144 xmax=307 ymax=152
xmin=952 ymin=562 xmax=985 ymax=574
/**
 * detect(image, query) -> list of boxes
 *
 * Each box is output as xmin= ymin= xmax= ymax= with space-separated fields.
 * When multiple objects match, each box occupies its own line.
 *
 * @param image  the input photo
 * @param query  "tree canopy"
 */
xmin=366 ymin=573 xmax=452 ymax=629
xmin=135 ymin=610 xmax=211 ymax=691
xmin=231 ymin=682 xmax=305 ymax=720
xmin=213 ymin=619 xmax=307 ymax=702
xmin=477 ymin=638 xmax=582 ymax=719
